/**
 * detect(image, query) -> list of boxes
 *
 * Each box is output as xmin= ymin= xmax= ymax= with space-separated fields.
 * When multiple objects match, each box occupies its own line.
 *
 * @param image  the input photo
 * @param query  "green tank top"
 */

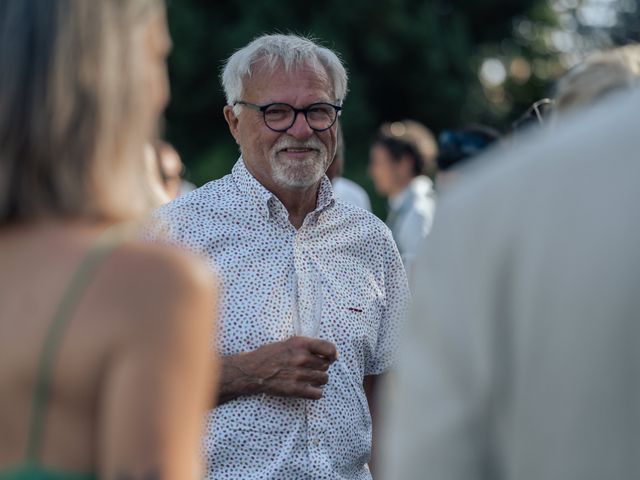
xmin=0 ymin=229 xmax=125 ymax=480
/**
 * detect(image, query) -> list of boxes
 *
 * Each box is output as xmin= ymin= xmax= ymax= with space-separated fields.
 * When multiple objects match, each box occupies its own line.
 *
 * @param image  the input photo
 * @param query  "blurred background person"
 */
xmin=0 ymin=1 xmax=218 ymax=479
xmin=144 ymin=140 xmax=196 ymax=206
xmin=326 ymin=124 xmax=372 ymax=211
xmin=154 ymin=140 xmax=197 ymax=199
xmin=510 ymin=98 xmax=555 ymax=134
xmin=144 ymin=143 xmax=173 ymax=206
xmin=368 ymin=120 xmax=437 ymax=270
xmin=553 ymin=44 xmax=640 ymax=114
xmin=507 ymin=44 xmax=640 ymax=143
xmin=436 ymin=124 xmax=502 ymax=188
xmin=381 ymin=87 xmax=640 ymax=480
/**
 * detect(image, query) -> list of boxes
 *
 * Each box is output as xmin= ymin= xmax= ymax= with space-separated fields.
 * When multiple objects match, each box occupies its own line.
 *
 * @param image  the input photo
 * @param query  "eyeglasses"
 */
xmin=512 ymin=98 xmax=555 ymax=131
xmin=234 ymin=101 xmax=342 ymax=132
xmin=527 ymin=98 xmax=554 ymax=124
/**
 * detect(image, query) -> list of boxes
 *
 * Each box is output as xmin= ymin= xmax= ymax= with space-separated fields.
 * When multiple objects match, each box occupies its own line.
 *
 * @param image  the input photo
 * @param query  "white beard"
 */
xmin=270 ymin=137 xmax=329 ymax=188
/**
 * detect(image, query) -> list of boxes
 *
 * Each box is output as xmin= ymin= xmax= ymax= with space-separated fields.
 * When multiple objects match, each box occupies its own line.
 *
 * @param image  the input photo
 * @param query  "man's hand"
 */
xmin=217 ymin=336 xmax=338 ymax=405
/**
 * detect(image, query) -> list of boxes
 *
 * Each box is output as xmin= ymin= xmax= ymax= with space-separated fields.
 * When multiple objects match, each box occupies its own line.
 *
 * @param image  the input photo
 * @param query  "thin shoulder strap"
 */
xmin=25 ymin=226 xmax=129 ymax=463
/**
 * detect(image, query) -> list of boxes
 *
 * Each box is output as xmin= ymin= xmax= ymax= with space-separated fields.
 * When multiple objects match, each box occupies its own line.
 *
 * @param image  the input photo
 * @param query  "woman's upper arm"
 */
xmin=97 ymin=247 xmax=218 ymax=480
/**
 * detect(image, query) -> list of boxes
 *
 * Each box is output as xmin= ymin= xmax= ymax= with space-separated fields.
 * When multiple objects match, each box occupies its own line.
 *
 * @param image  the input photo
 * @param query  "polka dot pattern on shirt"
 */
xmin=151 ymin=158 xmax=410 ymax=480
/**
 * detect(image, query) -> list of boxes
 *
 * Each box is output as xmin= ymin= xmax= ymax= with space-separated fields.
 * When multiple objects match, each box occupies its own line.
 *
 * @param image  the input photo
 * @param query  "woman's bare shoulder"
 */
xmin=94 ymin=241 xmax=217 ymax=336
xmin=113 ymin=241 xmax=214 ymax=287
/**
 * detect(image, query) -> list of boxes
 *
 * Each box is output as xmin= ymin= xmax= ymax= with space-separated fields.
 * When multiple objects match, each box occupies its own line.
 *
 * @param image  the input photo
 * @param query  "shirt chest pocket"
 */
xmin=220 ymin=265 xmax=297 ymax=353
xmin=316 ymin=274 xmax=384 ymax=376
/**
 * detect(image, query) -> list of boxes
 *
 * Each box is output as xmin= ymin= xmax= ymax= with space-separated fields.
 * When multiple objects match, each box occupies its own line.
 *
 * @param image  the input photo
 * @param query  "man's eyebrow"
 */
xmin=263 ymin=99 xmax=335 ymax=106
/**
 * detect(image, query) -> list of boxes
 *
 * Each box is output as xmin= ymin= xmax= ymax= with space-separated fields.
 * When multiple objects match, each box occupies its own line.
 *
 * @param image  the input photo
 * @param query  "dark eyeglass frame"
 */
xmin=527 ymin=98 xmax=555 ymax=124
xmin=233 ymin=100 xmax=342 ymax=132
xmin=512 ymin=98 xmax=555 ymax=131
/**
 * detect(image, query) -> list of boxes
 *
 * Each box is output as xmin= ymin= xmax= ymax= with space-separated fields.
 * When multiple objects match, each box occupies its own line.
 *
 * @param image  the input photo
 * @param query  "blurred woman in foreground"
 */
xmin=0 ymin=1 xmax=218 ymax=479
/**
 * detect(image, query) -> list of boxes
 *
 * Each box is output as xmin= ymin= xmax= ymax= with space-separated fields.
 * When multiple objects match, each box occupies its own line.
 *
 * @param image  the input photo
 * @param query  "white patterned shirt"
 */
xmin=152 ymin=158 xmax=409 ymax=480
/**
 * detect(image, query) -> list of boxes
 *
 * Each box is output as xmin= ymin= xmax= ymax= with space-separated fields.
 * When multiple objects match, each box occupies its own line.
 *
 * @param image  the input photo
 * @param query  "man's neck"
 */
xmin=274 ymin=184 xmax=320 ymax=229
xmin=242 ymin=160 xmax=322 ymax=229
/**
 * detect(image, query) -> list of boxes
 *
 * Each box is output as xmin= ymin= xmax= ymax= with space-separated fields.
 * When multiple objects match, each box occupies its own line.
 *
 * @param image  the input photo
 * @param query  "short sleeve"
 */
xmin=365 ymin=228 xmax=411 ymax=376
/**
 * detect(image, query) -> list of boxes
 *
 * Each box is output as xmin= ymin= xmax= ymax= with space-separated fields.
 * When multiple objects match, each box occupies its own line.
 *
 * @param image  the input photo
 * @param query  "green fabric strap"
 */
xmin=25 ymin=228 xmax=125 ymax=463
xmin=0 ymin=463 xmax=96 ymax=480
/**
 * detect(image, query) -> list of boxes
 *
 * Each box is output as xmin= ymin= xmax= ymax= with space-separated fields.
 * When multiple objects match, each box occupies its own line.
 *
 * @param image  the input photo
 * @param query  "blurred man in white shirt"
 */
xmin=326 ymin=124 xmax=371 ymax=212
xmin=382 ymin=89 xmax=640 ymax=480
xmin=368 ymin=120 xmax=437 ymax=271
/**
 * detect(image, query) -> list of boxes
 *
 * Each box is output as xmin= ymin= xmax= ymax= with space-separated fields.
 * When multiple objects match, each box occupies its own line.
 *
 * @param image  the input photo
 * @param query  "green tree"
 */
xmin=164 ymin=0 xmax=557 ymax=216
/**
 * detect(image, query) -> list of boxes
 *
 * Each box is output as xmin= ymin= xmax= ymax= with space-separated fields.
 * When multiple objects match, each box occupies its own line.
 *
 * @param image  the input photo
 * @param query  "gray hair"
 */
xmin=0 ymin=0 xmax=163 ymax=223
xmin=555 ymin=44 xmax=640 ymax=113
xmin=221 ymin=34 xmax=348 ymax=109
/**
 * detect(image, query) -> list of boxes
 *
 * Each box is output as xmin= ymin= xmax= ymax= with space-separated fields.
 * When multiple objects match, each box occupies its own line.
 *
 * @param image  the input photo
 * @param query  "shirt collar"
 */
xmin=315 ymin=175 xmax=335 ymax=213
xmin=231 ymin=157 xmax=273 ymax=219
xmin=389 ymin=185 xmax=411 ymax=211
xmin=388 ymin=175 xmax=434 ymax=211
xmin=231 ymin=157 xmax=335 ymax=222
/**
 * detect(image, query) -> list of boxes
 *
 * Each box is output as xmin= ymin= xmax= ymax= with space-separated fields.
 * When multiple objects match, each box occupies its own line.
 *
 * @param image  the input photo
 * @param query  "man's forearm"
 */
xmin=216 ymin=353 xmax=263 ymax=405
xmin=214 ymin=337 xmax=338 ymax=406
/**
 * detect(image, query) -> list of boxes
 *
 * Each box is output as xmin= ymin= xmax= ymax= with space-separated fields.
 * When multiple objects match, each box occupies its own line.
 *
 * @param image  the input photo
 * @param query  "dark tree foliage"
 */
xmin=611 ymin=1 xmax=640 ymax=43
xmin=164 ymin=0 xmax=556 ymax=214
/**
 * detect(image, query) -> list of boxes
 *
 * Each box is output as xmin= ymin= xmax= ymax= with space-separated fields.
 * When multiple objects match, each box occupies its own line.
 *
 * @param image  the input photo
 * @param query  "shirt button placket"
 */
xmin=295 ymin=231 xmax=310 ymax=334
xmin=292 ymin=232 xmax=304 ymax=336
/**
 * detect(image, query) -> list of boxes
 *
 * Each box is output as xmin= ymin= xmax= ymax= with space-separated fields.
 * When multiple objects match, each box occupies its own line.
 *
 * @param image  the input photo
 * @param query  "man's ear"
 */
xmin=223 ymin=105 xmax=241 ymax=145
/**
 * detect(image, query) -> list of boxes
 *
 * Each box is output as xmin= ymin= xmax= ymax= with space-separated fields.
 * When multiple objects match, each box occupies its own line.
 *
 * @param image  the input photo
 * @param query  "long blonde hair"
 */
xmin=0 ymin=0 xmax=164 ymax=223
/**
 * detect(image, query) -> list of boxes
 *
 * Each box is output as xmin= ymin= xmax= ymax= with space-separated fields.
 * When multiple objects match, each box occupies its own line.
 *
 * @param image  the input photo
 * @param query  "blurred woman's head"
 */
xmin=0 ymin=0 xmax=170 ymax=224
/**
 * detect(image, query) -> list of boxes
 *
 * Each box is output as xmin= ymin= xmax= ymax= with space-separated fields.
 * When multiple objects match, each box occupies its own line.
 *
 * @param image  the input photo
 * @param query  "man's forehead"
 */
xmin=242 ymin=58 xmax=334 ymax=100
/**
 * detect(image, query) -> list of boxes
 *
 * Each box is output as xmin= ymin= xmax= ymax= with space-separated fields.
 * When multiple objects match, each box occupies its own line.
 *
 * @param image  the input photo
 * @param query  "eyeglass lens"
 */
xmin=264 ymin=103 xmax=337 ymax=131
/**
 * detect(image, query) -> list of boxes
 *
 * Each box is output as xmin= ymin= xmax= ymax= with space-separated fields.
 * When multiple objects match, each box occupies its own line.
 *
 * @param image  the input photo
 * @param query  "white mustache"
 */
xmin=274 ymin=137 xmax=325 ymax=152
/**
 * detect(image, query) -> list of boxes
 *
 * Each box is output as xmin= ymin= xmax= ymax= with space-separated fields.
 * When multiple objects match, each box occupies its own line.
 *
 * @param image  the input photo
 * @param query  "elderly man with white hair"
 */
xmin=153 ymin=34 xmax=409 ymax=479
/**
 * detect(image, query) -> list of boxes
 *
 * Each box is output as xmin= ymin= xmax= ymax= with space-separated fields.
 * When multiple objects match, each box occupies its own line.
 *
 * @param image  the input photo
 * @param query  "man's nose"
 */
xmin=286 ymin=111 xmax=314 ymax=139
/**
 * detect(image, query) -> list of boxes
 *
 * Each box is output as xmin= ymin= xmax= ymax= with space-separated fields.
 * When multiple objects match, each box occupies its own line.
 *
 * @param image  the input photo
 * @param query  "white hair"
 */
xmin=221 ymin=34 xmax=348 ymax=110
xmin=555 ymin=44 xmax=640 ymax=113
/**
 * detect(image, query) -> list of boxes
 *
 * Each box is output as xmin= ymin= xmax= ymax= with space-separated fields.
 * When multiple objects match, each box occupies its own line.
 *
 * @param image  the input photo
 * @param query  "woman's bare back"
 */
xmin=0 ymin=221 xmax=217 ymax=478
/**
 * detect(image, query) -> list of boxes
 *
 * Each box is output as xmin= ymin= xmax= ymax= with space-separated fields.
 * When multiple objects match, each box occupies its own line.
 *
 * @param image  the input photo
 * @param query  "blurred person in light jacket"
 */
xmin=368 ymin=120 xmax=437 ymax=271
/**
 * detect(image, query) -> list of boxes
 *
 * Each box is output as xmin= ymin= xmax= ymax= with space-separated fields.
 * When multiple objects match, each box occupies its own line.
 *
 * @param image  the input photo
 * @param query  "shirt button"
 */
xmin=312 ymin=438 xmax=320 ymax=446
